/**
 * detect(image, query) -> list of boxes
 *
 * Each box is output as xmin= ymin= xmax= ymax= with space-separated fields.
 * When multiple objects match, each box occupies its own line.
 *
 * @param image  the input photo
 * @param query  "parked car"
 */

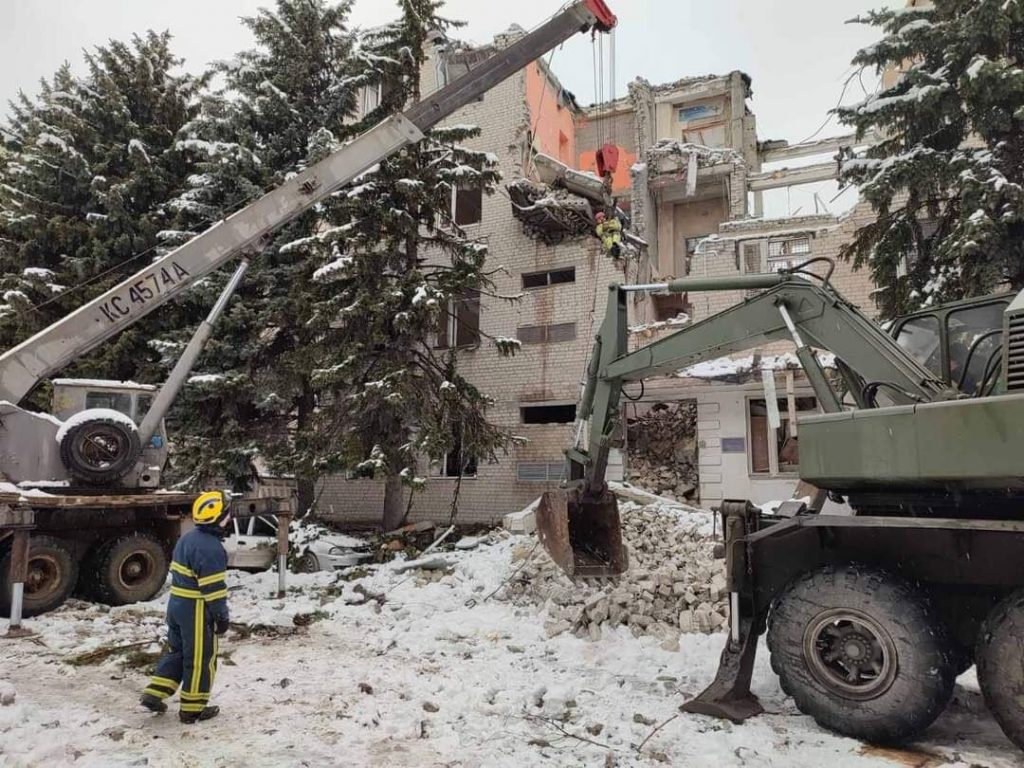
xmin=223 ymin=515 xmax=371 ymax=573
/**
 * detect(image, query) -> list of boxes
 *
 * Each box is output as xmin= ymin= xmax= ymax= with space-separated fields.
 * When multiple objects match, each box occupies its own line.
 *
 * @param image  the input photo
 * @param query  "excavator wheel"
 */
xmin=767 ymin=564 xmax=955 ymax=745
xmin=59 ymin=413 xmax=141 ymax=484
xmin=976 ymin=589 xmax=1024 ymax=751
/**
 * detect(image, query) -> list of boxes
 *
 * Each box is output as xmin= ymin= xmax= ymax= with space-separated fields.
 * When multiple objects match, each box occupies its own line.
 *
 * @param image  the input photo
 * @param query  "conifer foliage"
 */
xmin=294 ymin=0 xmax=516 ymax=529
xmin=838 ymin=1 xmax=1024 ymax=316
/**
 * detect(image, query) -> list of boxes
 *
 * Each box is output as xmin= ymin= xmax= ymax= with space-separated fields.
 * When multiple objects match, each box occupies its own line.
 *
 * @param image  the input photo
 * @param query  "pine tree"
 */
xmin=295 ymin=1 xmax=516 ymax=530
xmin=159 ymin=0 xmax=360 ymax=508
xmin=837 ymin=1 xmax=1024 ymax=317
xmin=0 ymin=33 xmax=204 ymax=404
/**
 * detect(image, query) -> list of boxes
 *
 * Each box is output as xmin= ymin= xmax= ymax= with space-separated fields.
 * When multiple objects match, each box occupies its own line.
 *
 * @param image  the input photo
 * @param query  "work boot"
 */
xmin=139 ymin=693 xmax=167 ymax=714
xmin=179 ymin=705 xmax=220 ymax=724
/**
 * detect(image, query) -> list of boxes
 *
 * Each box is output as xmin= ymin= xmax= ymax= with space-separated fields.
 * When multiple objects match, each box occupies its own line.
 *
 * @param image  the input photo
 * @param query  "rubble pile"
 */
xmin=505 ymin=502 xmax=727 ymax=646
xmin=626 ymin=401 xmax=699 ymax=502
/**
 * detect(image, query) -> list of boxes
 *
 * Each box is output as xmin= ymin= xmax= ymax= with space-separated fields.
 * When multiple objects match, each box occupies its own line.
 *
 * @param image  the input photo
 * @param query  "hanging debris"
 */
xmin=508 ymin=179 xmax=594 ymax=245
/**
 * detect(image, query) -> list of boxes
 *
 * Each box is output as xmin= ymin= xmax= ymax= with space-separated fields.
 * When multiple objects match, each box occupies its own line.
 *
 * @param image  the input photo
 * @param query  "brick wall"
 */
xmin=318 ymin=41 xmax=623 ymax=527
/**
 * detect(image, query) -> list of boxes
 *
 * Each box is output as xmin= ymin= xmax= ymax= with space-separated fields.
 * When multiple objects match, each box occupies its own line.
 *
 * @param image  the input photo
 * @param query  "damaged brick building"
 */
xmin=319 ymin=25 xmax=884 ymax=524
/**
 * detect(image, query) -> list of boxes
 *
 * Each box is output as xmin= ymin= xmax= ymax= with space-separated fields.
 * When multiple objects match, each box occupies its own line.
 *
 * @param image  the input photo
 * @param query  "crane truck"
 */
xmin=0 ymin=0 xmax=619 ymax=619
xmin=536 ymin=260 xmax=1024 ymax=750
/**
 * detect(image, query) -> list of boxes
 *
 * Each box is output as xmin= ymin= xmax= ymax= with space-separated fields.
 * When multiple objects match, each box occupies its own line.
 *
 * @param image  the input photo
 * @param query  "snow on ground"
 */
xmin=1 ymin=534 xmax=1020 ymax=768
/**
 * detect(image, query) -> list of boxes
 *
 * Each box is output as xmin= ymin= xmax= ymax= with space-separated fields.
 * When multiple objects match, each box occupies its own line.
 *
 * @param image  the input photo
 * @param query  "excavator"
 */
xmin=0 ymin=0 xmax=619 ymax=619
xmin=537 ymin=260 xmax=1024 ymax=750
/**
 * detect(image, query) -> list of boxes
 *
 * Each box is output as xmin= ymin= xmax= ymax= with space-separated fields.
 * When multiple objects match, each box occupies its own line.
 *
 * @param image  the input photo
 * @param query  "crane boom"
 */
xmin=0 ymin=0 xmax=617 ymax=404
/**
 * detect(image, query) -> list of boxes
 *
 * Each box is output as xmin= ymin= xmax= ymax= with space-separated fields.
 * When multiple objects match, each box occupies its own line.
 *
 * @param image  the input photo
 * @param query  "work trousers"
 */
xmin=143 ymin=595 xmax=219 ymax=713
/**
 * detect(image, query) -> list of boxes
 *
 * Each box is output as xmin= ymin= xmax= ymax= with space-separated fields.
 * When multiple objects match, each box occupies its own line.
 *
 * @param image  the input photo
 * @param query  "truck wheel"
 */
xmin=976 ymin=590 xmax=1024 ymax=750
xmin=0 ymin=536 xmax=79 ymax=617
xmin=59 ymin=413 xmax=141 ymax=484
xmin=767 ymin=564 xmax=955 ymax=744
xmin=90 ymin=533 xmax=169 ymax=606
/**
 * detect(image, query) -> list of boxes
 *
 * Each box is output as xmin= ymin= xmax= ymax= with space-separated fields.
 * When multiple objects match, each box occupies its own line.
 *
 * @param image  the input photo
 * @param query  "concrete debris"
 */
xmin=626 ymin=401 xmax=699 ymax=502
xmin=508 ymin=178 xmax=594 ymax=245
xmin=647 ymin=139 xmax=745 ymax=171
xmin=505 ymin=502 xmax=726 ymax=640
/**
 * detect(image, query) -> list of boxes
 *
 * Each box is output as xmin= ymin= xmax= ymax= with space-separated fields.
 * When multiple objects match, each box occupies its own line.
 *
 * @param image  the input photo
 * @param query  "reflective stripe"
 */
xmin=170 ymin=561 xmax=195 ymax=577
xmin=190 ymin=600 xmax=204 ymax=694
xmin=180 ymin=702 xmax=207 ymax=712
xmin=149 ymin=676 xmax=178 ymax=690
xmin=143 ymin=686 xmax=171 ymax=700
xmin=170 ymin=586 xmax=204 ymax=599
xmin=203 ymin=589 xmax=228 ymax=602
xmin=179 ymin=691 xmax=210 ymax=701
xmin=197 ymin=571 xmax=226 ymax=587
xmin=209 ymin=634 xmax=218 ymax=689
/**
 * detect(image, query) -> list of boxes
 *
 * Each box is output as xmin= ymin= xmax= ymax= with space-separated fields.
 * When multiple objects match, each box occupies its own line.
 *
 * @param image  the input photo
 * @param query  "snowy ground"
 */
xmin=1 ymin=533 xmax=1020 ymax=768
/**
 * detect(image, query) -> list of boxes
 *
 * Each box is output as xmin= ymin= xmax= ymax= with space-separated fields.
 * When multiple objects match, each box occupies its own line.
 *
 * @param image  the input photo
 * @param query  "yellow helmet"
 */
xmin=192 ymin=491 xmax=228 ymax=525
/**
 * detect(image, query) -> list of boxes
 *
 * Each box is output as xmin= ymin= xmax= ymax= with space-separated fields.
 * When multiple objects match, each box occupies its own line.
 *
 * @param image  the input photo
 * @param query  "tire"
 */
xmin=0 ymin=535 xmax=79 ymax=617
xmin=294 ymin=551 xmax=320 ymax=574
xmin=58 ymin=412 xmax=141 ymax=484
xmin=976 ymin=589 xmax=1024 ymax=751
xmin=767 ymin=564 xmax=955 ymax=744
xmin=88 ymin=533 xmax=169 ymax=606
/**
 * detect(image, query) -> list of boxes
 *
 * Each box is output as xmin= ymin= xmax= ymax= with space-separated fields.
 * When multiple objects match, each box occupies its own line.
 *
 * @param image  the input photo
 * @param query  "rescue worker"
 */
xmin=140 ymin=491 xmax=231 ymax=723
xmin=595 ymin=211 xmax=623 ymax=259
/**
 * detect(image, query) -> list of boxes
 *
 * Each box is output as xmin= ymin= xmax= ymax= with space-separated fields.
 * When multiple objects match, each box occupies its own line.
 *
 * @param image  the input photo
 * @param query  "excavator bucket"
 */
xmin=536 ymin=487 xmax=628 ymax=578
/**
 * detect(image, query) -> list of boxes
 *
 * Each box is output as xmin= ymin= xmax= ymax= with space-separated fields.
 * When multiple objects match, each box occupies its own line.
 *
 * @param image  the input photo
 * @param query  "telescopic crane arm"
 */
xmin=0 ymin=0 xmax=618 ymax=405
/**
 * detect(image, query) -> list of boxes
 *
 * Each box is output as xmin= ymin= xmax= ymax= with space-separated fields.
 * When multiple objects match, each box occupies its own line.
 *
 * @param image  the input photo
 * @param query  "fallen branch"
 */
xmin=67 ymin=640 xmax=154 ymax=666
xmin=635 ymin=713 xmax=678 ymax=754
xmin=523 ymin=714 xmax=618 ymax=752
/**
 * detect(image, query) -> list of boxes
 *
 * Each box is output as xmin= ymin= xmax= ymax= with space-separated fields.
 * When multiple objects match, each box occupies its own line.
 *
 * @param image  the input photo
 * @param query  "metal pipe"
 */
xmin=9 ymin=583 xmax=23 ymax=630
xmin=137 ymin=260 xmax=250 ymax=445
xmin=777 ymin=303 xmax=805 ymax=348
xmin=621 ymin=273 xmax=790 ymax=295
xmin=730 ymin=592 xmax=740 ymax=643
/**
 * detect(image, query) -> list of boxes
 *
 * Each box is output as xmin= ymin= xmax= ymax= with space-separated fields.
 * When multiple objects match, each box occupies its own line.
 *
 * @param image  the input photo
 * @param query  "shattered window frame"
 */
xmin=521 ymin=266 xmax=576 ymax=290
xmin=747 ymin=395 xmax=818 ymax=476
xmin=452 ymin=184 xmax=483 ymax=226
xmin=519 ymin=403 xmax=577 ymax=424
xmin=434 ymin=290 xmax=481 ymax=350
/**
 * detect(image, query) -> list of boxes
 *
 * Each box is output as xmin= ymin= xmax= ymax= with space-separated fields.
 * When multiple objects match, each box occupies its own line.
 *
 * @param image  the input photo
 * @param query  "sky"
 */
xmin=1 ymin=0 xmax=899 ymax=217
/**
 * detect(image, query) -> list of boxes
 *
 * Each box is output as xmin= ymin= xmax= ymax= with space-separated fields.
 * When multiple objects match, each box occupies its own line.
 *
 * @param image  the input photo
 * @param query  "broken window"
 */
xmin=517 ymin=322 xmax=576 ymax=344
xmin=435 ymin=290 xmax=481 ymax=349
xmin=453 ymin=185 xmax=483 ymax=226
xmin=651 ymin=293 xmax=690 ymax=322
xmin=521 ymin=267 xmax=575 ymax=289
xmin=361 ymin=83 xmax=381 ymax=116
xmin=748 ymin=396 xmax=817 ymax=475
xmin=520 ymin=403 xmax=576 ymax=424
xmin=516 ymin=461 xmax=566 ymax=482
xmin=431 ymin=431 xmax=478 ymax=478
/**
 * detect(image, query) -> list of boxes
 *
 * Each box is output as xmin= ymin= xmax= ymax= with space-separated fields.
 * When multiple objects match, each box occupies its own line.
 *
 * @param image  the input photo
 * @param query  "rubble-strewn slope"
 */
xmin=505 ymin=502 xmax=727 ymax=647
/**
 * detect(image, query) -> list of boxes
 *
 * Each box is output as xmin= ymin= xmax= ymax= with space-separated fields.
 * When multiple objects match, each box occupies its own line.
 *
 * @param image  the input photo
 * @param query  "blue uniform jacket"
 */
xmin=168 ymin=526 xmax=229 ymax=622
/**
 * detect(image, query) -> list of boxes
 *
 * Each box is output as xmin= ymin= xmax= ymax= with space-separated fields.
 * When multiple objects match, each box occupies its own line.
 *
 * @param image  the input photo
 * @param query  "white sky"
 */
xmin=2 ymin=0 xmax=899 ymax=217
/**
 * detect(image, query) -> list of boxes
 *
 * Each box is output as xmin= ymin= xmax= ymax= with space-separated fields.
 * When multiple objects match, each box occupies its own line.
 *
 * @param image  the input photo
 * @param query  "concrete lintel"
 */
xmin=747 ymin=162 xmax=838 ymax=192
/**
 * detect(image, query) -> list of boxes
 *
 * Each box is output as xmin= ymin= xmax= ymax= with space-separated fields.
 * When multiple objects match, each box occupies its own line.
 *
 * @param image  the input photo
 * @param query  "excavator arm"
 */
xmin=570 ymin=271 xmax=946 ymax=498
xmin=536 ymin=267 xmax=948 ymax=577
xmin=0 ymin=0 xmax=617 ymax=405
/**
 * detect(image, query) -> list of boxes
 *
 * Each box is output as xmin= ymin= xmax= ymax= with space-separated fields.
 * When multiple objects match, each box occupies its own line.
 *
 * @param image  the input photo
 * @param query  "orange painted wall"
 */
xmin=579 ymin=146 xmax=637 ymax=193
xmin=526 ymin=62 xmax=577 ymax=167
